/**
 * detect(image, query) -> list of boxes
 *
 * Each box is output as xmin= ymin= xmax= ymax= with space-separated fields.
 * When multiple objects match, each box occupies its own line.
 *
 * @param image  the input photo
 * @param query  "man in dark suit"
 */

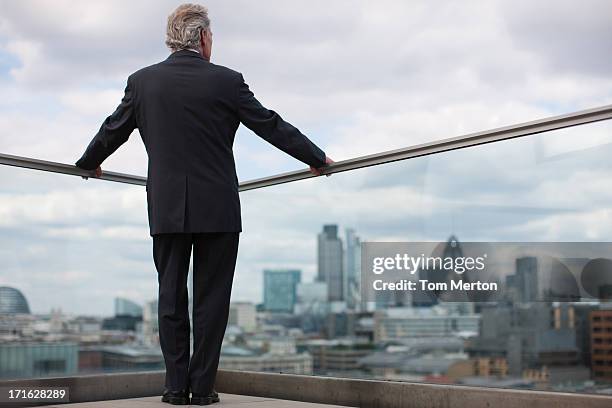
xmin=75 ymin=3 xmax=331 ymax=405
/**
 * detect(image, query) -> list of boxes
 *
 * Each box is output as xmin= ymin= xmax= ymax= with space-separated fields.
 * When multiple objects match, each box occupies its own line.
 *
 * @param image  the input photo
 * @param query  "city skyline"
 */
xmin=4 ymin=234 xmax=612 ymax=389
xmin=7 ymin=226 xmax=612 ymax=317
xmin=3 ymin=222 xmax=363 ymax=316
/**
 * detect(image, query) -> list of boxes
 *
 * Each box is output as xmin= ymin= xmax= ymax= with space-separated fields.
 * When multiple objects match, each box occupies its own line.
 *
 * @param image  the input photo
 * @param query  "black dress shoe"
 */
xmin=190 ymin=389 xmax=220 ymax=405
xmin=161 ymin=388 xmax=190 ymax=405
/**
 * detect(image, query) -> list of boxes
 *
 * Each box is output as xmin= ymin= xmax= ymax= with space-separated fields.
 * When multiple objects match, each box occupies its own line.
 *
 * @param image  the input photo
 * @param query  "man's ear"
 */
xmin=200 ymin=30 xmax=206 ymax=50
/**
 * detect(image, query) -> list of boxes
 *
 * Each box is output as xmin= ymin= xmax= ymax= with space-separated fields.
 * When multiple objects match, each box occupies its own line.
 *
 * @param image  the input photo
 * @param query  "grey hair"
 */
xmin=165 ymin=3 xmax=210 ymax=52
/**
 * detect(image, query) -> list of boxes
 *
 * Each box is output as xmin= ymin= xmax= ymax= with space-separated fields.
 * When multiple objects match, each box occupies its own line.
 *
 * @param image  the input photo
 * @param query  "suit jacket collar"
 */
xmin=167 ymin=49 xmax=206 ymax=60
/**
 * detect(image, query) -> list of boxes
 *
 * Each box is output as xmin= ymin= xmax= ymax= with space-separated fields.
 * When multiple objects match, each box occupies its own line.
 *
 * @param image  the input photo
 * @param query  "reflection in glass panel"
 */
xmin=232 ymin=119 xmax=612 ymax=393
xmin=0 ymin=166 xmax=161 ymax=378
xmin=1 ymin=119 xmax=612 ymax=396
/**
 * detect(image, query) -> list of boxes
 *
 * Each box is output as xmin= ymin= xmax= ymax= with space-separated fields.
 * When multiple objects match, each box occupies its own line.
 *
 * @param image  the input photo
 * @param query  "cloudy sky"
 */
xmin=0 ymin=0 xmax=611 ymax=316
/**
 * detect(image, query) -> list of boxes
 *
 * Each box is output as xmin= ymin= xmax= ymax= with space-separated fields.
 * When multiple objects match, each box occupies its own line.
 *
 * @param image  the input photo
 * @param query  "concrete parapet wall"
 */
xmin=1 ymin=369 xmax=611 ymax=408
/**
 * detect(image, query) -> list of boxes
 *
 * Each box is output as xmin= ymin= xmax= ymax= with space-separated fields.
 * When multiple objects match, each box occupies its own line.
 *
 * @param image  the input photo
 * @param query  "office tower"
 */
xmin=229 ymin=302 xmax=257 ymax=332
xmin=317 ymin=225 xmax=344 ymax=302
xmin=114 ymin=297 xmax=143 ymax=317
xmin=590 ymin=309 xmax=612 ymax=382
xmin=0 ymin=286 xmax=30 ymax=314
xmin=106 ymin=297 xmax=144 ymax=330
xmin=263 ymin=269 xmax=301 ymax=313
xmin=297 ymin=282 xmax=328 ymax=304
xmin=295 ymin=282 xmax=328 ymax=315
xmin=345 ymin=228 xmax=361 ymax=310
xmin=573 ymin=303 xmax=598 ymax=368
xmin=142 ymin=299 xmax=159 ymax=346
xmin=515 ymin=256 xmax=539 ymax=302
xmin=412 ymin=235 xmax=464 ymax=308
xmin=295 ymin=282 xmax=329 ymax=333
xmin=468 ymin=303 xmax=580 ymax=376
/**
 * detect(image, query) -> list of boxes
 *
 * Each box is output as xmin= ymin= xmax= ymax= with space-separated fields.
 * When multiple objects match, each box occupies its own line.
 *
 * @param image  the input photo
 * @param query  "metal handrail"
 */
xmin=1 ymin=104 xmax=611 ymax=191
xmin=0 ymin=153 xmax=147 ymax=186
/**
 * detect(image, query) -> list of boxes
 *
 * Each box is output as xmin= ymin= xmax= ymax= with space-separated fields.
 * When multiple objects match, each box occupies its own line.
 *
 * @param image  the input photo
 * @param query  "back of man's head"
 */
xmin=165 ymin=3 xmax=210 ymax=53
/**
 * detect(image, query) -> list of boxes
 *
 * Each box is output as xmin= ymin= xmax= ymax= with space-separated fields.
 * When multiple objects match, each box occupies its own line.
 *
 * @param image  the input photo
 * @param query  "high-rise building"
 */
xmin=317 ymin=225 xmax=344 ymax=302
xmin=114 ymin=297 xmax=143 ymax=317
xmin=467 ymin=303 xmax=581 ymax=376
xmin=590 ymin=309 xmax=612 ymax=382
xmin=142 ymin=299 xmax=159 ymax=346
xmin=295 ymin=282 xmax=329 ymax=333
xmin=345 ymin=228 xmax=361 ymax=310
xmin=229 ymin=302 xmax=257 ymax=332
xmin=0 ymin=286 xmax=30 ymax=314
xmin=573 ymin=303 xmax=598 ymax=367
xmin=297 ymin=282 xmax=328 ymax=304
xmin=412 ymin=235 xmax=463 ymax=307
xmin=263 ymin=269 xmax=301 ymax=313
xmin=515 ymin=257 xmax=539 ymax=302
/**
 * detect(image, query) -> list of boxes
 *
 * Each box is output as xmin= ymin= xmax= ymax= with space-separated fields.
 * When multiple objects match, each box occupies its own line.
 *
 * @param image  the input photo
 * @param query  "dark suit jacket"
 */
xmin=76 ymin=49 xmax=327 ymax=235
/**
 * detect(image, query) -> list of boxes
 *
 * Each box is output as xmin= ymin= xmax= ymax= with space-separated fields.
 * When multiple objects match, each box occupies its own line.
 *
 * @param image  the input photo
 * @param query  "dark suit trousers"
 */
xmin=153 ymin=232 xmax=239 ymax=393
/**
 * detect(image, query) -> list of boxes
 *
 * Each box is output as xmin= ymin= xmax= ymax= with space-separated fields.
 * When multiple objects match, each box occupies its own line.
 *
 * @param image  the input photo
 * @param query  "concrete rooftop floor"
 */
xmin=39 ymin=393 xmax=347 ymax=407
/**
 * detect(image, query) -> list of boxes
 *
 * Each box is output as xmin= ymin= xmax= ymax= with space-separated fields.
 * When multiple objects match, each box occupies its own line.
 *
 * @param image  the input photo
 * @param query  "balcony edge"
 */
xmin=1 ymin=369 xmax=611 ymax=407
